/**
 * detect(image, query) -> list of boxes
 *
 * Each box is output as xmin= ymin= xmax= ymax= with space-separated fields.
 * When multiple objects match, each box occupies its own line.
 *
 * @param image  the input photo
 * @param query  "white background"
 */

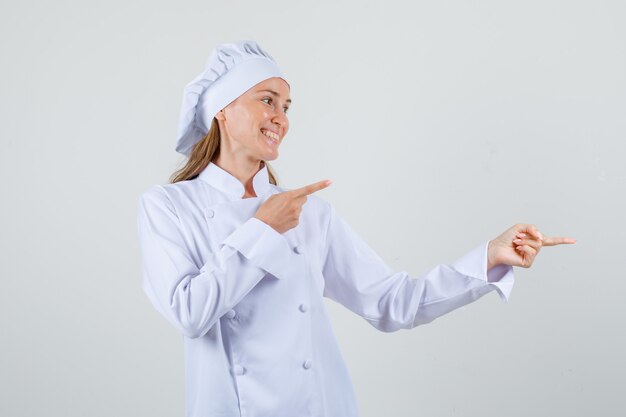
xmin=1 ymin=0 xmax=624 ymax=416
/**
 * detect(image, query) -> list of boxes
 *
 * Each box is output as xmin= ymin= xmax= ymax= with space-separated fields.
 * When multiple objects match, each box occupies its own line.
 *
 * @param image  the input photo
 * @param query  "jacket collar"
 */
xmin=197 ymin=160 xmax=271 ymax=200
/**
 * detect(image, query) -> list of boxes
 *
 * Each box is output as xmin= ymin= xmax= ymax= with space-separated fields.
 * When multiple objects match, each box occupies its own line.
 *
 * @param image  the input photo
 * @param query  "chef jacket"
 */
xmin=136 ymin=160 xmax=515 ymax=417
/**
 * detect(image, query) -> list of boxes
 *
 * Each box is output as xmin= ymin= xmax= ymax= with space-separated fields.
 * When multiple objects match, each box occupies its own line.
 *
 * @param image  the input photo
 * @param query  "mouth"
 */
xmin=260 ymin=129 xmax=280 ymax=146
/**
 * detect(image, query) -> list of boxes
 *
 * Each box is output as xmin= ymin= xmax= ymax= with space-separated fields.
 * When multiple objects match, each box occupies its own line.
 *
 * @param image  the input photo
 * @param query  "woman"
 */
xmin=137 ymin=40 xmax=576 ymax=417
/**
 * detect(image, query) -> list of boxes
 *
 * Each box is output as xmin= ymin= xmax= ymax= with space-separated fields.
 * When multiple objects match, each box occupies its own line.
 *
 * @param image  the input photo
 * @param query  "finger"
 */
xmin=514 ymin=245 xmax=534 ymax=267
xmin=515 ymin=235 xmax=542 ymax=248
xmin=291 ymin=180 xmax=332 ymax=197
xmin=513 ymin=238 xmax=542 ymax=250
xmin=516 ymin=244 xmax=537 ymax=257
xmin=542 ymin=236 xmax=577 ymax=246
xmin=518 ymin=224 xmax=543 ymax=241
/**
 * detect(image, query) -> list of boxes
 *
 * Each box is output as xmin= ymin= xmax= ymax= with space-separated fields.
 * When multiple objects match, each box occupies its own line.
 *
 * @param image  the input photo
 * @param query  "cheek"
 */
xmin=259 ymin=109 xmax=273 ymax=120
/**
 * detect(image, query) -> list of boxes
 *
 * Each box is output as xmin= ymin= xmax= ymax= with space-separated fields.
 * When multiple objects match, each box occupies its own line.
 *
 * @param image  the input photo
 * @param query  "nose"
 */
xmin=271 ymin=108 xmax=288 ymax=130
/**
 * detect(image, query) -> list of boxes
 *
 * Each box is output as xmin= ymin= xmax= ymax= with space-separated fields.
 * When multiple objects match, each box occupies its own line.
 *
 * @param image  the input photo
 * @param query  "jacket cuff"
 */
xmin=220 ymin=217 xmax=294 ymax=280
xmin=450 ymin=241 xmax=515 ymax=302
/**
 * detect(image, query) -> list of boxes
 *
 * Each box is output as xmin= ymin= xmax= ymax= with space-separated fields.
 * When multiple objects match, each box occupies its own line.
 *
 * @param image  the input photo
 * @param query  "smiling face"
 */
xmin=215 ymin=77 xmax=291 ymax=163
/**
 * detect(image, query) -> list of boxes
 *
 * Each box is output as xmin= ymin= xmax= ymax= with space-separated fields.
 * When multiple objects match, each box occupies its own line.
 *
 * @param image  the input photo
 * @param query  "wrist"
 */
xmin=487 ymin=240 xmax=497 ymax=271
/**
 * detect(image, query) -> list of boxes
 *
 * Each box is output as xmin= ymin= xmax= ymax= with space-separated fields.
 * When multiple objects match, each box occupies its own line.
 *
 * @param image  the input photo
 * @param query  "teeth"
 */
xmin=261 ymin=129 xmax=279 ymax=141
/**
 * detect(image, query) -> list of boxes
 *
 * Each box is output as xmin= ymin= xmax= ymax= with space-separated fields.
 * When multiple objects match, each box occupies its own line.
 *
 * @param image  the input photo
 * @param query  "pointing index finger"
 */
xmin=542 ymin=236 xmax=577 ymax=246
xmin=292 ymin=179 xmax=333 ymax=196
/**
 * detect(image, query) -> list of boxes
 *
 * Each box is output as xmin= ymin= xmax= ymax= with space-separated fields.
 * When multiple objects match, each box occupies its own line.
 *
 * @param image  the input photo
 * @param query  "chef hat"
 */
xmin=175 ymin=40 xmax=289 ymax=156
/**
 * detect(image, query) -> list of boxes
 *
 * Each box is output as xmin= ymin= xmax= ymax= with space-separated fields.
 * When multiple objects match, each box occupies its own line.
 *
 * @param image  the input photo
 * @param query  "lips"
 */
xmin=261 ymin=129 xmax=279 ymax=143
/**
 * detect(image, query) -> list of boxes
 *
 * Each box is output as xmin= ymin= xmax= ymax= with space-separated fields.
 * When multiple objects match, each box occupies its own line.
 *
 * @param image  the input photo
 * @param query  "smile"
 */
xmin=261 ymin=129 xmax=279 ymax=144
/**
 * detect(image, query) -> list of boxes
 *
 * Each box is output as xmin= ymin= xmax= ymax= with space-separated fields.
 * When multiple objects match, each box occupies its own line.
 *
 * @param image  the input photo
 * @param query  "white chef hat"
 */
xmin=175 ymin=40 xmax=289 ymax=156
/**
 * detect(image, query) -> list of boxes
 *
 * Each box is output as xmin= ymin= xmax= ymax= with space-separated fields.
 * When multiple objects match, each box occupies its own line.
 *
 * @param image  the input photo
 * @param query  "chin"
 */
xmin=263 ymin=152 xmax=279 ymax=162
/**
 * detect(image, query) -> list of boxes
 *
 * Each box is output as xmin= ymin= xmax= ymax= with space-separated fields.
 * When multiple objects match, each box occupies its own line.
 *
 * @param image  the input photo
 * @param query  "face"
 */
xmin=216 ymin=77 xmax=291 ymax=163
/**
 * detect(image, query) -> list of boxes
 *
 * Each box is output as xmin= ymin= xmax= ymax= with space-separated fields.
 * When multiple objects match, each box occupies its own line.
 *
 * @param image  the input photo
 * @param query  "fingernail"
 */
xmin=538 ymin=232 xmax=543 ymax=240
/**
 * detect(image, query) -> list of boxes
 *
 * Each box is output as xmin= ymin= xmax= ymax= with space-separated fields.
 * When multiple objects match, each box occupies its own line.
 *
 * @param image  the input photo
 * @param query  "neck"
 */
xmin=213 ymin=154 xmax=264 ymax=197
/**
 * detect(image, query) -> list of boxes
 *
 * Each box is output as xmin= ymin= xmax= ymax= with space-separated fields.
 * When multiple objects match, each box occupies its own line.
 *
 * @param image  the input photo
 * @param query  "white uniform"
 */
xmin=136 ymin=161 xmax=515 ymax=417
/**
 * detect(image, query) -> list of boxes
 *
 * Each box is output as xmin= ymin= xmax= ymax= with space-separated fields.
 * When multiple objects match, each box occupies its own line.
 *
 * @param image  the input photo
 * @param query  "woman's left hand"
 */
xmin=488 ymin=224 xmax=576 ymax=269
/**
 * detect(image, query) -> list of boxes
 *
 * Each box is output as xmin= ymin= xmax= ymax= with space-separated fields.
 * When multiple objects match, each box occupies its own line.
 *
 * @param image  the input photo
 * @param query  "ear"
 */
xmin=215 ymin=109 xmax=226 ymax=121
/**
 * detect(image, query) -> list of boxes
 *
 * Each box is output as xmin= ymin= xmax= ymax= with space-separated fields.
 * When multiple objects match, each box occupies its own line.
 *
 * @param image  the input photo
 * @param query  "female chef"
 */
xmin=136 ymin=40 xmax=576 ymax=417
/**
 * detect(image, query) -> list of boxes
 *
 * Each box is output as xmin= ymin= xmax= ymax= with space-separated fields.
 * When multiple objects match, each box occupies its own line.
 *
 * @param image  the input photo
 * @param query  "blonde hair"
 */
xmin=169 ymin=117 xmax=279 ymax=185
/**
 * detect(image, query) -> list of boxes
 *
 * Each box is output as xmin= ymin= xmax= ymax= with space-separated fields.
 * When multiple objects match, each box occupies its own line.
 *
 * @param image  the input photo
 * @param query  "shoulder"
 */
xmin=137 ymin=184 xmax=177 ymax=220
xmin=138 ymin=184 xmax=168 ymax=204
xmin=138 ymin=182 xmax=183 ymax=204
xmin=137 ymin=179 xmax=202 ymax=215
xmin=138 ymin=178 xmax=210 ymax=208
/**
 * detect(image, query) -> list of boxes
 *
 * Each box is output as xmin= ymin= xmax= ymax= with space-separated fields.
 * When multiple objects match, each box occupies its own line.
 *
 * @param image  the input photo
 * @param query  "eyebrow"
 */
xmin=258 ymin=89 xmax=292 ymax=104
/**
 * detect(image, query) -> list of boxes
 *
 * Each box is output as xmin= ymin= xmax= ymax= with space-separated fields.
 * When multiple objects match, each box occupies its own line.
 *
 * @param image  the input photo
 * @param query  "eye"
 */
xmin=262 ymin=97 xmax=289 ymax=114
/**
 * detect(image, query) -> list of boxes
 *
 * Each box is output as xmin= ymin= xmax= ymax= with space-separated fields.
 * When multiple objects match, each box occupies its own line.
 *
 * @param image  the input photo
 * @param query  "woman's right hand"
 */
xmin=488 ymin=223 xmax=576 ymax=269
xmin=254 ymin=180 xmax=332 ymax=234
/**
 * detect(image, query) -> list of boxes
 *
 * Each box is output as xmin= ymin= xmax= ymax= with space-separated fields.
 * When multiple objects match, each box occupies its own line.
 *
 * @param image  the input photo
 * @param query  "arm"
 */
xmin=321 ymin=204 xmax=515 ymax=332
xmin=137 ymin=186 xmax=293 ymax=338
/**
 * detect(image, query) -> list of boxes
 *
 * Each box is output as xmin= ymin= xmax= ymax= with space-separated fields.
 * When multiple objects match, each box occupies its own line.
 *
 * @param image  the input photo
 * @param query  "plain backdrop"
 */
xmin=1 ymin=1 xmax=624 ymax=416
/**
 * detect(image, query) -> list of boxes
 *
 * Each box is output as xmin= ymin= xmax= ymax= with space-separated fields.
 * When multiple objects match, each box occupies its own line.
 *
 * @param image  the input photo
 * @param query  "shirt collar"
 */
xmin=197 ymin=160 xmax=271 ymax=200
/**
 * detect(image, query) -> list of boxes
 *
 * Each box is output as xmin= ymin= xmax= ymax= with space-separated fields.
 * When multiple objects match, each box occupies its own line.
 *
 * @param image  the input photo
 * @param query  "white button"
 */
xmin=299 ymin=304 xmax=308 ymax=313
xmin=233 ymin=365 xmax=245 ymax=375
xmin=294 ymin=245 xmax=303 ymax=254
xmin=303 ymin=359 xmax=312 ymax=370
xmin=225 ymin=309 xmax=236 ymax=319
xmin=206 ymin=209 xmax=215 ymax=218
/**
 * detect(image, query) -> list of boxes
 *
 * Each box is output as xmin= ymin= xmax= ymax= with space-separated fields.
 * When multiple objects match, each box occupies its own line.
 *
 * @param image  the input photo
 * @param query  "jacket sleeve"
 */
xmin=137 ymin=185 xmax=294 ymax=339
xmin=320 ymin=203 xmax=515 ymax=332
